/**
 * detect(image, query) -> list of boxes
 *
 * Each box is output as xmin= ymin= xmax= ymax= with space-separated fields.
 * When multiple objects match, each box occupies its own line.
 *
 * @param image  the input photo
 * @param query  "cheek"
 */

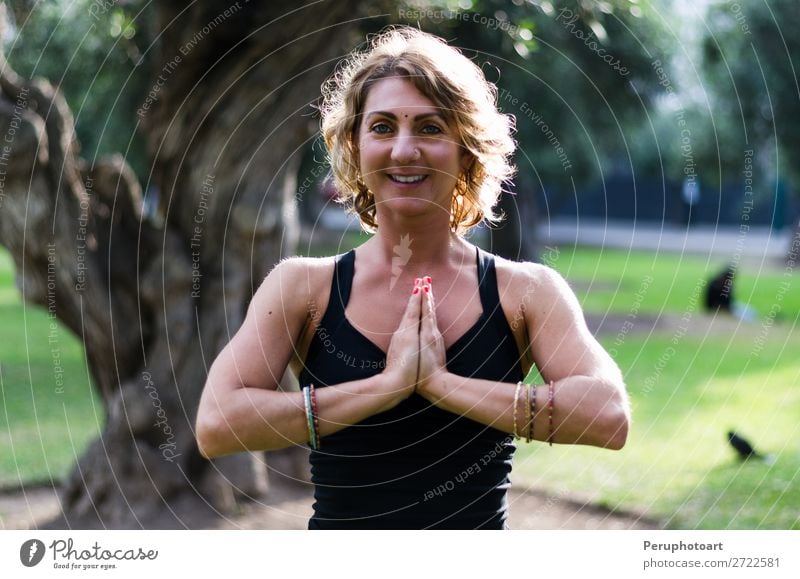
xmin=438 ymin=138 xmax=465 ymax=165
xmin=357 ymin=137 xmax=382 ymax=167
xmin=357 ymin=147 xmax=373 ymax=179
xmin=358 ymin=147 xmax=378 ymax=180
xmin=435 ymin=145 xmax=466 ymax=178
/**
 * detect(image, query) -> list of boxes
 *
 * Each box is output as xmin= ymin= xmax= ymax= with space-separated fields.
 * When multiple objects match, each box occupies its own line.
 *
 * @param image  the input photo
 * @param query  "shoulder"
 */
xmin=250 ymin=253 xmax=342 ymax=312
xmin=491 ymin=252 xmax=580 ymax=318
xmin=492 ymin=252 xmax=568 ymax=295
xmin=269 ymin=254 xmax=338 ymax=283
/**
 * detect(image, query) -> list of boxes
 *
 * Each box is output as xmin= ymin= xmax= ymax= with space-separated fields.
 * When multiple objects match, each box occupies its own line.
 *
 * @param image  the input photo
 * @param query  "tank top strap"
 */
xmin=475 ymin=246 xmax=501 ymax=316
xmin=327 ymin=249 xmax=356 ymax=318
xmin=301 ymin=250 xmax=356 ymax=379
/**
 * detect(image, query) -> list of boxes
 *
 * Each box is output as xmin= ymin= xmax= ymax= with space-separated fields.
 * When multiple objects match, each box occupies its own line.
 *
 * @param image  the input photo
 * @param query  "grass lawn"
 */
xmin=548 ymin=246 xmax=800 ymax=319
xmin=516 ymin=327 xmax=800 ymax=529
xmin=0 ymin=250 xmax=103 ymax=487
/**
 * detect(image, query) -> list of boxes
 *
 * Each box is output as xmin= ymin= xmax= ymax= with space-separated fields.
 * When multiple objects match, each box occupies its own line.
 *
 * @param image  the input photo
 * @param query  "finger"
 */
xmin=420 ymin=281 xmax=437 ymax=345
xmin=422 ymin=278 xmax=436 ymax=328
xmin=400 ymin=278 xmax=423 ymax=331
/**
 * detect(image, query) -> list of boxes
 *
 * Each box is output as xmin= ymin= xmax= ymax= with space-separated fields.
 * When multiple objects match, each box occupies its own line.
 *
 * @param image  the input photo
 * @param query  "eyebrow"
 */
xmin=365 ymin=111 xmax=447 ymax=122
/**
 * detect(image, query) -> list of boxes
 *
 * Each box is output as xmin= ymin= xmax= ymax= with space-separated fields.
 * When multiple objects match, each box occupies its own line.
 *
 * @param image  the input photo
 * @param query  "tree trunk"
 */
xmin=489 ymin=173 xmax=540 ymax=262
xmin=0 ymin=0 xmax=363 ymax=528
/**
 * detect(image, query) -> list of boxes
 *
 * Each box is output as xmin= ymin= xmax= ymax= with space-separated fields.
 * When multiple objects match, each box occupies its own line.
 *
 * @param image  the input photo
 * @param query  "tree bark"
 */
xmin=0 ymin=0 xmax=362 ymax=528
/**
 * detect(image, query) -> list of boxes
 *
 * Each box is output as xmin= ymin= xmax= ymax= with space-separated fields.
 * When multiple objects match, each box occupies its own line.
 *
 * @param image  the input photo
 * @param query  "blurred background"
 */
xmin=0 ymin=0 xmax=797 ymax=530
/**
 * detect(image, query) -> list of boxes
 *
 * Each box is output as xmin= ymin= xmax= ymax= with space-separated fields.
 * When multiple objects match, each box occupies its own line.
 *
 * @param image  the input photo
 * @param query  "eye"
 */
xmin=370 ymin=123 xmax=392 ymax=134
xmin=421 ymin=124 xmax=443 ymax=135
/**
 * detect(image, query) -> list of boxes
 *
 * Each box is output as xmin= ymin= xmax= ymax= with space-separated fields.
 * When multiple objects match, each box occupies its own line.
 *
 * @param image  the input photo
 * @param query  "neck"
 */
xmin=368 ymin=211 xmax=467 ymax=268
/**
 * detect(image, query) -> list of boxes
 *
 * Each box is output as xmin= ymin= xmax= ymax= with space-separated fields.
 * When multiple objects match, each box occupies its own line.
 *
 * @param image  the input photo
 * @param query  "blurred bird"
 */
xmin=727 ymin=431 xmax=765 ymax=461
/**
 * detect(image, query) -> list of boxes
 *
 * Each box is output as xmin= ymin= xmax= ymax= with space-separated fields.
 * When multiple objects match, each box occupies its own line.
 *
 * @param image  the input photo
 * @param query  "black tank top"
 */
xmin=299 ymin=246 xmax=524 ymax=529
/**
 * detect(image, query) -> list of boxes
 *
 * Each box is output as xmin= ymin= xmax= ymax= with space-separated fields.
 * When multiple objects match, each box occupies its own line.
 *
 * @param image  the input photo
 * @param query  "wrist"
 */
xmin=375 ymin=370 xmax=410 ymax=412
xmin=417 ymin=368 xmax=450 ymax=402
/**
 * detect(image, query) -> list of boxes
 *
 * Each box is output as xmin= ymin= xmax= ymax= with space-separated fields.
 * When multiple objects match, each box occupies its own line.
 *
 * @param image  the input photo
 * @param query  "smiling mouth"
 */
xmin=388 ymin=175 xmax=427 ymax=184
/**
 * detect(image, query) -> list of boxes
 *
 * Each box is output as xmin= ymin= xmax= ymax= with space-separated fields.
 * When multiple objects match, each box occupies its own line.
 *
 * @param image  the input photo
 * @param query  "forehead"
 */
xmin=361 ymin=76 xmax=442 ymax=116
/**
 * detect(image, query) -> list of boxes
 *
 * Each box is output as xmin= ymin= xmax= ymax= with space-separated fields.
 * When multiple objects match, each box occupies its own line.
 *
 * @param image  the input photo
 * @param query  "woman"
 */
xmin=196 ymin=27 xmax=630 ymax=529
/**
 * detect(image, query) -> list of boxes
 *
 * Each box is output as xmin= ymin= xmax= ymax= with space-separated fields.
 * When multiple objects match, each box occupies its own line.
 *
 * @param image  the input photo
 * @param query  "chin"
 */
xmin=378 ymin=197 xmax=442 ymax=220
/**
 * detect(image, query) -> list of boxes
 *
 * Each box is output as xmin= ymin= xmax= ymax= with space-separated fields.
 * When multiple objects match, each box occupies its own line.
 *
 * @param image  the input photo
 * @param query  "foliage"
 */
xmin=701 ymin=0 xmax=800 ymax=191
xmin=9 ymin=0 xmax=797 ymax=211
xmin=3 ymin=0 xmax=153 ymax=177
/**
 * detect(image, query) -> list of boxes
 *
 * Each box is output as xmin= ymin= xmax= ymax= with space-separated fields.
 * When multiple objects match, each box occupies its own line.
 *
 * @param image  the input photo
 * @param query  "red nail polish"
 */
xmin=413 ymin=287 xmax=419 ymax=294
xmin=423 ymin=286 xmax=429 ymax=293
xmin=414 ymin=278 xmax=422 ymax=285
xmin=425 ymin=276 xmax=432 ymax=284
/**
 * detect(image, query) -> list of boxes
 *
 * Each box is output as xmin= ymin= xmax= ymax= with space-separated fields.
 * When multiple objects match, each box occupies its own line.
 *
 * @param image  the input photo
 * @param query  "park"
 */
xmin=0 ymin=0 xmax=797 ymax=534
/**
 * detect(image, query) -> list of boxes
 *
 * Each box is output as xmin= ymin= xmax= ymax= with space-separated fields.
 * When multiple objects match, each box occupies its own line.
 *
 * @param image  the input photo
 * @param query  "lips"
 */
xmin=387 ymin=174 xmax=427 ymax=184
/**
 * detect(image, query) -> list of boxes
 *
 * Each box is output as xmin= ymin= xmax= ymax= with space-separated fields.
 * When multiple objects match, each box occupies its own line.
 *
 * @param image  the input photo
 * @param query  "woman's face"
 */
xmin=357 ymin=76 xmax=469 ymax=222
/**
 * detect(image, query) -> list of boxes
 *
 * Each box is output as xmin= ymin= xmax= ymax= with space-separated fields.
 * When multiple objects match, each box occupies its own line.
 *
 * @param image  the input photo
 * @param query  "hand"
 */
xmin=382 ymin=278 xmax=423 ymax=407
xmin=417 ymin=278 xmax=448 ymax=398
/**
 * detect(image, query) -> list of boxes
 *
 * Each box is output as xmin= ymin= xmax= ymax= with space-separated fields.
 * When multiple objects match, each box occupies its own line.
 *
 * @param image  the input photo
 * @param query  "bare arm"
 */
xmin=416 ymin=264 xmax=630 ymax=450
xmin=195 ymin=259 xmax=422 ymax=458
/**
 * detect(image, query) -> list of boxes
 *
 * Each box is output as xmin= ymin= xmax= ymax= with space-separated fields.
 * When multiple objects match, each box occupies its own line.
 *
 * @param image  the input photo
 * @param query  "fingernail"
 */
xmin=425 ymin=276 xmax=431 ymax=284
xmin=423 ymin=285 xmax=429 ymax=293
xmin=413 ymin=287 xmax=419 ymax=294
xmin=414 ymin=278 xmax=422 ymax=285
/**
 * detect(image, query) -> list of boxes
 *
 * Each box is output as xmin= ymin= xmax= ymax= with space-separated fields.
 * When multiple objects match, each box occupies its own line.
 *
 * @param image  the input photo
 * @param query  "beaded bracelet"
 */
xmin=309 ymin=383 xmax=321 ymax=450
xmin=546 ymin=380 xmax=555 ymax=446
xmin=527 ymin=383 xmax=535 ymax=443
xmin=512 ymin=381 xmax=522 ymax=439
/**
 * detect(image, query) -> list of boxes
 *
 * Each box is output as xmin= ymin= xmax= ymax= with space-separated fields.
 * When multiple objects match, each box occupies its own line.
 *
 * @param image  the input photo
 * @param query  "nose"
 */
xmin=390 ymin=133 xmax=420 ymax=164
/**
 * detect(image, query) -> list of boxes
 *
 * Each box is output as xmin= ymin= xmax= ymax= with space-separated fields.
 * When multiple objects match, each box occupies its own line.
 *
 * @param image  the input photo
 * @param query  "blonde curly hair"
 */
xmin=320 ymin=27 xmax=516 ymax=234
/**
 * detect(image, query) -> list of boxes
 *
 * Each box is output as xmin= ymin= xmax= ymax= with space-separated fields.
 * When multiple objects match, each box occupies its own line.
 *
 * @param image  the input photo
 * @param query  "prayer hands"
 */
xmin=416 ymin=277 xmax=448 ymax=396
xmin=383 ymin=277 xmax=448 ymax=404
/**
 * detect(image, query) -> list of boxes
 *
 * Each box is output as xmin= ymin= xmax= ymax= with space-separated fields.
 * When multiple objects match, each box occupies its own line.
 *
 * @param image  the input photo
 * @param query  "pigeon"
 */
xmin=727 ymin=431 xmax=764 ymax=461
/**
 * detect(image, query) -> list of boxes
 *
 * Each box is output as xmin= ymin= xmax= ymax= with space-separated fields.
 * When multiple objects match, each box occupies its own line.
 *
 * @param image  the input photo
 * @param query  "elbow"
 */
xmin=603 ymin=396 xmax=630 ymax=451
xmin=604 ymin=411 xmax=629 ymax=450
xmin=195 ymin=410 xmax=228 ymax=460
xmin=586 ymin=380 xmax=630 ymax=450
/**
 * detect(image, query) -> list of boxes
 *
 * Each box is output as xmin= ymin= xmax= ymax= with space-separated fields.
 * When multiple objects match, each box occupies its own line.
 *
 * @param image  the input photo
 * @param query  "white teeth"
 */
xmin=389 ymin=175 xmax=426 ymax=183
